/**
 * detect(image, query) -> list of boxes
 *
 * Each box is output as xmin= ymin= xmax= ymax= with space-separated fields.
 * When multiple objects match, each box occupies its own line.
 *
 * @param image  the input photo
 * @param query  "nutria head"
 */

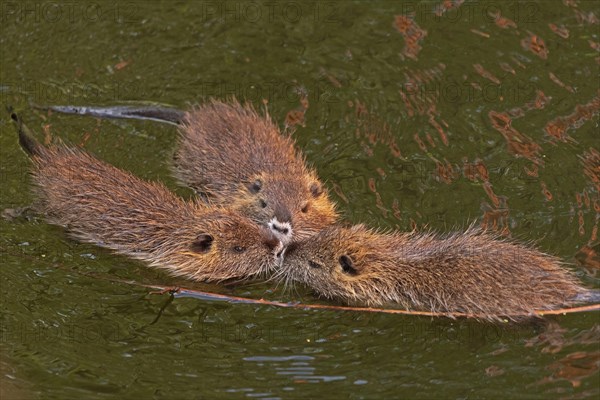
xmin=233 ymin=171 xmax=338 ymax=245
xmin=174 ymin=100 xmax=339 ymax=245
xmin=169 ymin=207 xmax=286 ymax=282
xmin=277 ymin=225 xmax=397 ymax=305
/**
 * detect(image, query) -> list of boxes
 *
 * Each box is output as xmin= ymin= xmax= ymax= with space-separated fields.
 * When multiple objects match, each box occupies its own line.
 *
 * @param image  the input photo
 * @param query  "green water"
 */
xmin=1 ymin=1 xmax=599 ymax=399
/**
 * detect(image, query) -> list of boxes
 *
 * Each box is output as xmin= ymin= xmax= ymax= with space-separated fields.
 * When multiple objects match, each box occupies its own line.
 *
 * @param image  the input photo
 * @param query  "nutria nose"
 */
xmin=271 ymin=222 xmax=289 ymax=235
xmin=269 ymin=218 xmax=293 ymax=245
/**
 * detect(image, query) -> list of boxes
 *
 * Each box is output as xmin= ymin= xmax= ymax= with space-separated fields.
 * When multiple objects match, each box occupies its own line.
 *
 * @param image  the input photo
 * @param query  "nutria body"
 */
xmin=42 ymin=100 xmax=340 ymax=243
xmin=280 ymin=225 xmax=596 ymax=321
xmin=13 ymin=114 xmax=283 ymax=282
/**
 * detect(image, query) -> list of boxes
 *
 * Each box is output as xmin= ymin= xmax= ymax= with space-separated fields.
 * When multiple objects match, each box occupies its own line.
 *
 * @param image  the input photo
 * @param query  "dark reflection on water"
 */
xmin=1 ymin=0 xmax=599 ymax=399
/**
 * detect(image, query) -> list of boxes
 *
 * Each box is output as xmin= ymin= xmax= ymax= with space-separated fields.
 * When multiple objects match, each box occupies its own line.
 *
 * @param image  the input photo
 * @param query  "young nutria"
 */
xmin=279 ymin=225 xmax=598 ymax=321
xmin=12 ymin=112 xmax=284 ymax=282
xmin=40 ymin=100 xmax=340 ymax=244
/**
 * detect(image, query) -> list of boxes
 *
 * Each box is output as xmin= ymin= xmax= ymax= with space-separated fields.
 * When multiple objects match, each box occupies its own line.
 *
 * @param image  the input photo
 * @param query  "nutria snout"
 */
xmin=268 ymin=204 xmax=293 ymax=239
xmin=280 ymin=225 xmax=596 ymax=321
xmin=13 ymin=112 xmax=283 ymax=283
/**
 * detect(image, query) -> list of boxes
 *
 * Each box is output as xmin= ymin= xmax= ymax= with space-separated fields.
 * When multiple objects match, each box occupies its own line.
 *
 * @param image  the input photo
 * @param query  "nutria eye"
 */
xmin=248 ymin=180 xmax=262 ymax=194
xmin=190 ymin=234 xmax=214 ymax=254
xmin=259 ymin=199 xmax=268 ymax=208
xmin=308 ymin=260 xmax=322 ymax=269
xmin=339 ymin=255 xmax=357 ymax=275
xmin=301 ymin=202 xmax=309 ymax=213
xmin=310 ymin=182 xmax=323 ymax=198
xmin=233 ymin=246 xmax=247 ymax=253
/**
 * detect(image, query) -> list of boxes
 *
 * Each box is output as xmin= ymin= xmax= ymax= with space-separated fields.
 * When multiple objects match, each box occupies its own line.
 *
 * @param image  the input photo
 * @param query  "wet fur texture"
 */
xmin=22 ymin=138 xmax=283 ymax=282
xmin=174 ymin=100 xmax=339 ymax=241
xmin=280 ymin=225 xmax=591 ymax=321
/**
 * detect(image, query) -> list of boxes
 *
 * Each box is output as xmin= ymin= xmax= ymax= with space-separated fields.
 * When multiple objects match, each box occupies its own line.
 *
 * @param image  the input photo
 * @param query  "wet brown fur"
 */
xmin=174 ymin=100 xmax=339 ymax=240
xmin=280 ymin=225 xmax=590 ymax=321
xmin=22 ymin=136 xmax=283 ymax=282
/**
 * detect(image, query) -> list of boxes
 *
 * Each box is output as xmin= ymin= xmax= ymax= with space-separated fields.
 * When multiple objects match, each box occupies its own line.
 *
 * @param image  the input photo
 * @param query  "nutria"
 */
xmin=40 ymin=100 xmax=340 ymax=244
xmin=176 ymin=100 xmax=340 ymax=242
xmin=278 ymin=225 xmax=599 ymax=321
xmin=12 ymin=112 xmax=284 ymax=282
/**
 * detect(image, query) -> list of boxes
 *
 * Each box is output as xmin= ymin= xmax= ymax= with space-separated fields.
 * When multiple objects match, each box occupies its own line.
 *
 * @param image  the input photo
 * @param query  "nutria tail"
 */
xmin=32 ymin=104 xmax=185 ymax=126
xmin=573 ymin=290 xmax=600 ymax=304
xmin=9 ymin=108 xmax=44 ymax=157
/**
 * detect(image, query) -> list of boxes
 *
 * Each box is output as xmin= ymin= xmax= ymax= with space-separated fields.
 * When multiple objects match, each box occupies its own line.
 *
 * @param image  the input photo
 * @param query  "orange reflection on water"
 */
xmin=368 ymin=177 xmax=376 ymax=193
xmin=524 ymin=163 xmax=539 ymax=177
xmin=470 ymin=29 xmax=490 ymax=38
xmin=543 ymin=351 xmax=600 ymax=388
xmin=375 ymin=191 xmax=389 ymax=218
xmin=393 ymin=15 xmax=427 ymax=60
xmin=474 ymin=64 xmax=501 ymax=84
xmin=499 ymin=62 xmax=516 ymax=75
xmin=400 ymin=64 xmax=446 ymax=116
xmin=414 ymin=133 xmax=427 ymax=152
xmin=331 ymin=182 xmax=349 ymax=205
xmin=510 ymin=55 xmax=526 ymax=70
xmin=521 ymin=32 xmax=548 ymax=60
xmin=575 ymin=192 xmax=584 ymax=209
xmin=489 ymin=11 xmax=517 ymax=29
xmin=462 ymin=158 xmax=488 ymax=182
xmin=548 ymin=23 xmax=570 ymax=39
xmin=434 ymin=0 xmax=465 ymax=17
xmin=483 ymin=182 xmax=501 ymax=208
xmin=544 ymin=92 xmax=600 ymax=142
xmin=548 ymin=72 xmax=575 ymax=93
xmin=540 ymin=181 xmax=553 ymax=201
xmin=508 ymin=90 xmax=552 ymax=120
xmin=580 ymin=147 xmax=600 ymax=193
xmin=319 ymin=67 xmax=342 ymax=89
xmin=392 ymin=198 xmax=402 ymax=221
xmin=572 ymin=9 xmax=598 ymax=25
xmin=399 ymin=64 xmax=448 ymax=145
xmin=351 ymin=100 xmax=403 ymax=159
xmin=488 ymin=110 xmax=542 ymax=164
xmin=575 ymin=148 xmax=600 ymax=248
xmin=462 ymin=158 xmax=502 ymax=208
xmin=480 ymin=197 xmax=510 ymax=234
xmin=284 ymin=91 xmax=309 ymax=131
xmin=435 ymin=159 xmax=457 ymax=184
xmin=530 ymin=90 xmax=551 ymax=110
xmin=429 ymin=114 xmax=449 ymax=146
xmin=576 ymin=243 xmax=600 ymax=272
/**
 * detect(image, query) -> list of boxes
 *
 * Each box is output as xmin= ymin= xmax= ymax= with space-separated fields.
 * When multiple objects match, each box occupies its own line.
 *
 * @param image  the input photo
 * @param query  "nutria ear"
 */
xmin=300 ymin=201 xmax=309 ymax=213
xmin=339 ymin=255 xmax=358 ymax=275
xmin=309 ymin=182 xmax=323 ymax=198
xmin=247 ymin=179 xmax=262 ymax=194
xmin=190 ymin=234 xmax=214 ymax=253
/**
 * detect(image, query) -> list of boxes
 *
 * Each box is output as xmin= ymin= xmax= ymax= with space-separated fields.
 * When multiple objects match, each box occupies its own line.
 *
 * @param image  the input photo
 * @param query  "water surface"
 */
xmin=1 ymin=1 xmax=599 ymax=399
